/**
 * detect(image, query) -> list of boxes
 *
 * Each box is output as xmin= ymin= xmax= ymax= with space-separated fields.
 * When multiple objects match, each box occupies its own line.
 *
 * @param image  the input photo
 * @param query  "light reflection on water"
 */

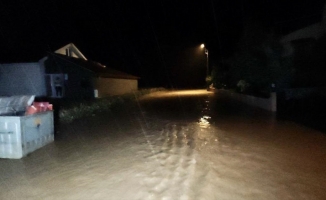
xmin=198 ymin=94 xmax=213 ymax=128
xmin=198 ymin=115 xmax=211 ymax=128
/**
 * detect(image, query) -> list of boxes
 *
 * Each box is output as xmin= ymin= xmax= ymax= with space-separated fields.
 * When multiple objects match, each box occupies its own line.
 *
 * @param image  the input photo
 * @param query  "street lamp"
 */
xmin=201 ymin=44 xmax=209 ymax=88
xmin=200 ymin=44 xmax=209 ymax=78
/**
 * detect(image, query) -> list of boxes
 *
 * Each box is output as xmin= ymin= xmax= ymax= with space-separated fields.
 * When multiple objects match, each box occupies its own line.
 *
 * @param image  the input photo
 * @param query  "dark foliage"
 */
xmin=212 ymin=21 xmax=293 ymax=97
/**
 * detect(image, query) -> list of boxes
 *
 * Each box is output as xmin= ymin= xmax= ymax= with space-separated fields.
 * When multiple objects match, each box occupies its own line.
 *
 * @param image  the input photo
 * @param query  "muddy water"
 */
xmin=1 ymin=90 xmax=326 ymax=199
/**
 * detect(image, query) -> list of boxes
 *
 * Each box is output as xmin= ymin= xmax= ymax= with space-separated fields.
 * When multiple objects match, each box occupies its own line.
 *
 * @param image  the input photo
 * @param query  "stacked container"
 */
xmin=0 ymin=96 xmax=54 ymax=159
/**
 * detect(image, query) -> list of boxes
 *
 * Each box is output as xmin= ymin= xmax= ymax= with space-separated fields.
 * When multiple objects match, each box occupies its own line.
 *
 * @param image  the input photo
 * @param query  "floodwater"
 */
xmin=1 ymin=89 xmax=326 ymax=200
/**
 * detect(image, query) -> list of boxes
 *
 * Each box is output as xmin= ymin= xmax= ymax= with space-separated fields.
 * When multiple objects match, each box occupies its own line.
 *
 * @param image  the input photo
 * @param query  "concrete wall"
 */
xmin=216 ymin=90 xmax=277 ymax=112
xmin=0 ymin=63 xmax=46 ymax=97
xmin=94 ymin=77 xmax=138 ymax=97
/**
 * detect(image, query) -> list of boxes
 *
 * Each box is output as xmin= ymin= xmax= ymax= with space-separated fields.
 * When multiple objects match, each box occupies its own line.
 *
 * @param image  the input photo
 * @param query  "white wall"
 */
xmin=0 ymin=63 xmax=46 ymax=97
xmin=94 ymin=77 xmax=138 ymax=97
xmin=54 ymin=43 xmax=87 ymax=60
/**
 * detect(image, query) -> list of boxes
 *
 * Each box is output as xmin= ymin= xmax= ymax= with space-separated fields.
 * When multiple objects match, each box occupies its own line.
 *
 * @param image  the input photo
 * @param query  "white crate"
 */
xmin=0 ymin=111 xmax=54 ymax=159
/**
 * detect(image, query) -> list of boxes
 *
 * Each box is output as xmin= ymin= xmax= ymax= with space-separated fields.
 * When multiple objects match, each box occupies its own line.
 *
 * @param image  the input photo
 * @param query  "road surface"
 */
xmin=1 ymin=89 xmax=326 ymax=200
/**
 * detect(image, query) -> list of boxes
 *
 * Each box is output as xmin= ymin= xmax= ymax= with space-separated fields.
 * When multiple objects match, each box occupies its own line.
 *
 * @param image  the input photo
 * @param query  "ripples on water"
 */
xmin=1 ymin=90 xmax=326 ymax=199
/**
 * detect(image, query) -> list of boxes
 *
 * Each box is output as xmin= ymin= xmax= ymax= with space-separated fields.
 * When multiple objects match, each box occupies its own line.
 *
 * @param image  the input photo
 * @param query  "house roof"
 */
xmin=280 ymin=4 xmax=326 ymax=43
xmin=281 ymin=22 xmax=325 ymax=43
xmin=46 ymin=53 xmax=139 ymax=80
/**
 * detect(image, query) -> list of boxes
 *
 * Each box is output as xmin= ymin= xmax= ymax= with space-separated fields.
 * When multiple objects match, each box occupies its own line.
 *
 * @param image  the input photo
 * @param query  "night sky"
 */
xmin=0 ymin=0 xmax=325 ymax=87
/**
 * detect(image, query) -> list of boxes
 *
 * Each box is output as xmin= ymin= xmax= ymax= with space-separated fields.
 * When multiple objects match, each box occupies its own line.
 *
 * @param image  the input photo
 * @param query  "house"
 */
xmin=0 ymin=43 xmax=139 ymax=99
xmin=278 ymin=5 xmax=326 ymax=88
xmin=281 ymin=5 xmax=326 ymax=56
xmin=44 ymin=47 xmax=139 ymax=98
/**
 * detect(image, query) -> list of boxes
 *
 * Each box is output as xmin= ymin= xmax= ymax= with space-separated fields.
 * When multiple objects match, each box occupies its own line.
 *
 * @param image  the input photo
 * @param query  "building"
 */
xmin=281 ymin=4 xmax=326 ymax=56
xmin=0 ymin=62 xmax=47 ymax=97
xmin=0 ymin=43 xmax=139 ymax=98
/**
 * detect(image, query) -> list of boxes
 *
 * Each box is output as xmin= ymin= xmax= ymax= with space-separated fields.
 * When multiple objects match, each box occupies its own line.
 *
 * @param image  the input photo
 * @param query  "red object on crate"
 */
xmin=26 ymin=105 xmax=38 ymax=115
xmin=25 ymin=102 xmax=53 ymax=115
xmin=33 ymin=102 xmax=49 ymax=112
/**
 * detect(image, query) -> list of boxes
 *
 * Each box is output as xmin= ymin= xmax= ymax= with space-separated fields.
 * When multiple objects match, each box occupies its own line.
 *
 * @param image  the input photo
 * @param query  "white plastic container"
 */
xmin=0 ymin=111 xmax=54 ymax=159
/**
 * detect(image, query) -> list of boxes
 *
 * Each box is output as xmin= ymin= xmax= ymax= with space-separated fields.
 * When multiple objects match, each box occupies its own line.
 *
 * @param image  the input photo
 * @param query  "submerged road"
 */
xmin=1 ymin=89 xmax=326 ymax=200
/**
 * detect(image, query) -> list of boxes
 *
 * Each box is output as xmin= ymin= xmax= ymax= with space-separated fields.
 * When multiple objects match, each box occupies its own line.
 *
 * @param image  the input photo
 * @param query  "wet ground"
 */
xmin=1 ymin=89 xmax=326 ymax=199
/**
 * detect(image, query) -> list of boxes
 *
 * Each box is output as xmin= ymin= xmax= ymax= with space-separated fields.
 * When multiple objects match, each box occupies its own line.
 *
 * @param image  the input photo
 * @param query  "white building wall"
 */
xmin=54 ymin=43 xmax=87 ymax=60
xmin=94 ymin=78 xmax=138 ymax=97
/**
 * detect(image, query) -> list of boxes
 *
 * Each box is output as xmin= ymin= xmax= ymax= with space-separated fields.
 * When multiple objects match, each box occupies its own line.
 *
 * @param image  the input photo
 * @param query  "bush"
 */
xmin=59 ymin=88 xmax=166 ymax=123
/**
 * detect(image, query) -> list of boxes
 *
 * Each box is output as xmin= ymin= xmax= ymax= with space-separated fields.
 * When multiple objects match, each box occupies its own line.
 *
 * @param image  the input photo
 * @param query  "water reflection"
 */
xmin=199 ymin=115 xmax=211 ymax=128
xmin=199 ymin=95 xmax=213 ymax=128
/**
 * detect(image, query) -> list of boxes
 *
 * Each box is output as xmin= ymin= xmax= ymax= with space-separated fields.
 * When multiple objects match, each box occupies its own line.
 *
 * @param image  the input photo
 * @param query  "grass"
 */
xmin=59 ymin=88 xmax=166 ymax=124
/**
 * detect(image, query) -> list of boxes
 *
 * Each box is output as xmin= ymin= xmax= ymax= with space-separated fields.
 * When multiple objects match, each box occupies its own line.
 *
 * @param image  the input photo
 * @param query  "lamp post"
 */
xmin=201 ymin=44 xmax=209 ymax=88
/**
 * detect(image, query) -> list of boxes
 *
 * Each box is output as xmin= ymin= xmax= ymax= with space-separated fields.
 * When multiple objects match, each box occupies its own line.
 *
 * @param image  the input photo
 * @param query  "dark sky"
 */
xmin=0 ymin=0 xmax=325 ymax=87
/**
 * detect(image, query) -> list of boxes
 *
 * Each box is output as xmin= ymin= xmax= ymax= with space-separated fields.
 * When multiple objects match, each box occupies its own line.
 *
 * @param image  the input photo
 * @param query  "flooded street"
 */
xmin=1 ymin=89 xmax=326 ymax=199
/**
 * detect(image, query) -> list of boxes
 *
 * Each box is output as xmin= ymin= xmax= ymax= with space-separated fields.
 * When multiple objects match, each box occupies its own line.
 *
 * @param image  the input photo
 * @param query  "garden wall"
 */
xmin=216 ymin=89 xmax=277 ymax=112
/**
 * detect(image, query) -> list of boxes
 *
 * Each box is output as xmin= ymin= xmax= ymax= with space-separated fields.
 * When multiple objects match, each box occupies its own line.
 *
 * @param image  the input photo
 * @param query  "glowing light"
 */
xmin=200 ymin=44 xmax=205 ymax=48
xmin=173 ymin=90 xmax=209 ymax=96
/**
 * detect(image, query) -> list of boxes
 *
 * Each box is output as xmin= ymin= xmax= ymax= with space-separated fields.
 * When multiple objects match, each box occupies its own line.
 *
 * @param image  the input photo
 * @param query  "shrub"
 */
xmin=59 ymin=88 xmax=166 ymax=123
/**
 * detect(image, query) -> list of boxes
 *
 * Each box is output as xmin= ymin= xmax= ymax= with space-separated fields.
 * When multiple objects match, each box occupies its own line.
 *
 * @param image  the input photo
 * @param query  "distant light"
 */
xmin=139 ymin=89 xmax=214 ymax=100
xmin=147 ymin=89 xmax=212 ymax=97
xmin=200 ymin=44 xmax=205 ymax=48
